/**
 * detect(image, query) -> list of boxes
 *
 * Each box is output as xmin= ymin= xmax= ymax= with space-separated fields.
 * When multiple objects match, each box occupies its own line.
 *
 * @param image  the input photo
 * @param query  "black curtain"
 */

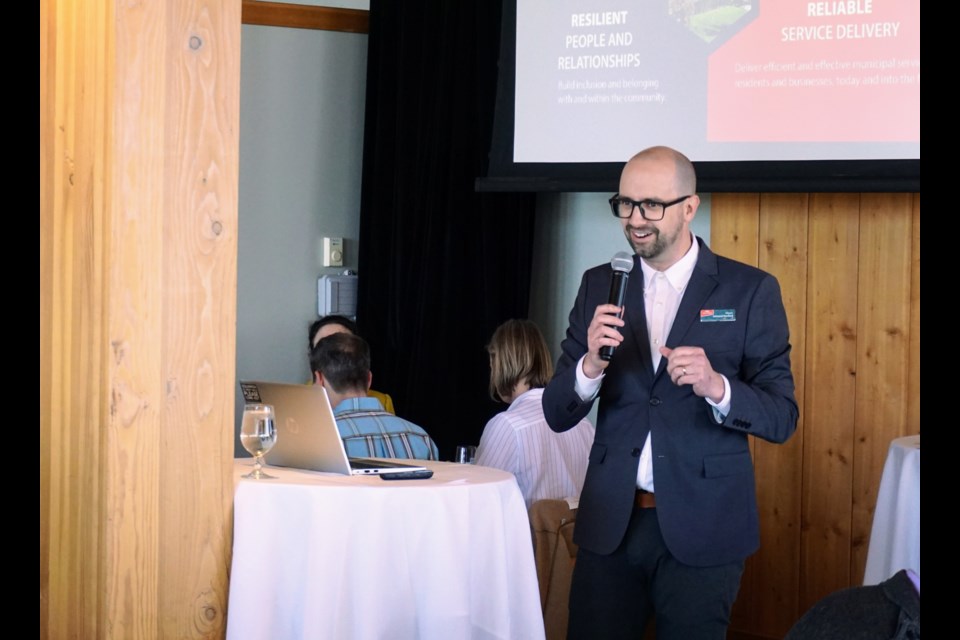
xmin=356 ymin=0 xmax=537 ymax=461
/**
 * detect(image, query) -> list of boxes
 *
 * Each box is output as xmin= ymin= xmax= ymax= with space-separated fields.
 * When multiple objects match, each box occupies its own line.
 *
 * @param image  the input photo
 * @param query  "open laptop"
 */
xmin=239 ymin=380 xmax=432 ymax=477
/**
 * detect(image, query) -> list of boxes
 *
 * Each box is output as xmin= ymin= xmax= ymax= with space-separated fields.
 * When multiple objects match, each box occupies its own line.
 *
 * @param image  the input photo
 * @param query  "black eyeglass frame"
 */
xmin=608 ymin=194 xmax=693 ymax=220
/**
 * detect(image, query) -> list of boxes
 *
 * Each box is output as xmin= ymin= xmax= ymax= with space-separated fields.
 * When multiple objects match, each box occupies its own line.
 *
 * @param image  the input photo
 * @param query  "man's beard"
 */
xmin=627 ymin=226 xmax=666 ymax=259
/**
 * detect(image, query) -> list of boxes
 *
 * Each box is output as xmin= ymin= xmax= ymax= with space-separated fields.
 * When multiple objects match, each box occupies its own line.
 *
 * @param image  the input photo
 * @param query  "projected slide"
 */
xmin=514 ymin=0 xmax=920 ymax=163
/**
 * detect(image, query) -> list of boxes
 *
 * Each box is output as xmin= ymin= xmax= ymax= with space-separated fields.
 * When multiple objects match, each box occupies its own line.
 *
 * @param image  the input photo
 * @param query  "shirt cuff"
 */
xmin=706 ymin=374 xmax=731 ymax=422
xmin=574 ymin=355 xmax=603 ymax=402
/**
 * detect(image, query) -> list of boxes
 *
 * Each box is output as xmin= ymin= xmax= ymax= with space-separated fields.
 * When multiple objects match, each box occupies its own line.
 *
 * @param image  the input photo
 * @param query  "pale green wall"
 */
xmin=235 ymin=24 xmax=367 ymax=452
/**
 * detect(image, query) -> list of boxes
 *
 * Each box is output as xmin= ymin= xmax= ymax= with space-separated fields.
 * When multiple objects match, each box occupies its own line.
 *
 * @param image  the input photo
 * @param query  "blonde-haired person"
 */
xmin=475 ymin=319 xmax=594 ymax=508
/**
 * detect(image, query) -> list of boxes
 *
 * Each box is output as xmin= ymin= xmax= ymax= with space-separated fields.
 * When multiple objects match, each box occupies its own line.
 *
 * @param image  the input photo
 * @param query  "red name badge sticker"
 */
xmin=700 ymin=309 xmax=736 ymax=322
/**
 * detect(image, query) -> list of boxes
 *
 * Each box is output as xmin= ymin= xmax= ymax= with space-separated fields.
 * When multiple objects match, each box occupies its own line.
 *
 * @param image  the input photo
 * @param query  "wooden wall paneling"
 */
xmin=799 ymin=193 xmax=860 ymax=613
xmin=908 ymin=196 xmax=920 ymax=434
xmin=850 ymin=194 xmax=913 ymax=583
xmin=709 ymin=193 xmax=760 ymax=633
xmin=753 ymin=194 xmax=809 ymax=637
xmin=42 ymin=0 xmax=111 ymax=637
xmin=107 ymin=1 xmax=169 ymax=633
xmin=68 ymin=0 xmax=110 ymax=631
xmin=709 ymin=193 xmax=760 ymax=266
xmin=157 ymin=0 xmax=239 ymax=632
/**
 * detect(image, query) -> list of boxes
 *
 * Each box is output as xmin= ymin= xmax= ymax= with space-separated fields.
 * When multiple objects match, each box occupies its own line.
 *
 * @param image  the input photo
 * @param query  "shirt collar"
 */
xmin=333 ymin=396 xmax=383 ymax=413
xmin=640 ymin=232 xmax=699 ymax=293
xmin=508 ymin=387 xmax=543 ymax=408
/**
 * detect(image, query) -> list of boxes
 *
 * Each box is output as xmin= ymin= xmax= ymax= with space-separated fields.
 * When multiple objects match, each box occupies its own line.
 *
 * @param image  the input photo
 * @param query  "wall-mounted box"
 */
xmin=323 ymin=237 xmax=344 ymax=267
xmin=317 ymin=274 xmax=358 ymax=318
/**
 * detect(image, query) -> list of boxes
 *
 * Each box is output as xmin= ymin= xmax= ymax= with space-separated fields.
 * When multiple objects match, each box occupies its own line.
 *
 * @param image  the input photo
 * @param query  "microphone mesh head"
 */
xmin=610 ymin=251 xmax=634 ymax=274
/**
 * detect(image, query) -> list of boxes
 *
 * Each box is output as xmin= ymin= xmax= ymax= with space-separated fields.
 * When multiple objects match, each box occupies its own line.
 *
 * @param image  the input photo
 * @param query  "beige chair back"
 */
xmin=529 ymin=499 xmax=578 ymax=640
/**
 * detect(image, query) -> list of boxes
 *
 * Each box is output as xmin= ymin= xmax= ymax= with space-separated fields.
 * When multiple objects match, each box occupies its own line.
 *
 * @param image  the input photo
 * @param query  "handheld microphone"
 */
xmin=599 ymin=251 xmax=634 ymax=362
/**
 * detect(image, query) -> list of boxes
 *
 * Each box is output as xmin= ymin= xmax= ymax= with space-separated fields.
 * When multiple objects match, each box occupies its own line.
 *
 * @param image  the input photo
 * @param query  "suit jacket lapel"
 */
xmin=655 ymin=239 xmax=720 ymax=380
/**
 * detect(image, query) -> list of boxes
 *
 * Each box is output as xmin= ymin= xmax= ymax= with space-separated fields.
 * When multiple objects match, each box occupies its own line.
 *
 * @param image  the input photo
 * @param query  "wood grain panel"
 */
xmin=43 ymin=0 xmax=111 ymax=637
xmin=107 ymin=1 xmax=167 ymax=633
xmin=241 ymin=0 xmax=369 ymax=32
xmin=41 ymin=1 xmax=239 ymax=637
xmin=908 ymin=196 xmax=920 ymax=434
xmin=67 ymin=0 xmax=110 ymax=632
xmin=157 ymin=0 xmax=239 ymax=633
xmin=800 ymin=193 xmax=860 ymax=613
xmin=850 ymin=194 xmax=913 ymax=583
xmin=753 ymin=194 xmax=808 ymax=637
xmin=709 ymin=193 xmax=760 ymax=632
xmin=709 ymin=193 xmax=760 ymax=266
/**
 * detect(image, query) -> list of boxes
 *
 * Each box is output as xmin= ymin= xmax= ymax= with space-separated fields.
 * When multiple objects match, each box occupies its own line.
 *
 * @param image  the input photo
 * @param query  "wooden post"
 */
xmin=40 ymin=0 xmax=240 ymax=637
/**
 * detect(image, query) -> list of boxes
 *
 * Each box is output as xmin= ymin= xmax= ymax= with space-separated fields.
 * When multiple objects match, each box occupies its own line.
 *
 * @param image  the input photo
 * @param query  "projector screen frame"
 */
xmin=478 ymin=0 xmax=920 ymax=194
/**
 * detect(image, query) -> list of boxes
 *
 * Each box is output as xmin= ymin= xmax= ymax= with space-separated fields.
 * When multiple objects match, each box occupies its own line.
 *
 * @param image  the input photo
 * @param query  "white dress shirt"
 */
xmin=574 ymin=236 xmax=731 ymax=491
xmin=475 ymin=387 xmax=595 ymax=508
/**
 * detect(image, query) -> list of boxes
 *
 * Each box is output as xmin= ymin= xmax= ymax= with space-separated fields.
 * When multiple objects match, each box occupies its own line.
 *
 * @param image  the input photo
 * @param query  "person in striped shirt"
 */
xmin=311 ymin=332 xmax=438 ymax=460
xmin=475 ymin=319 xmax=594 ymax=508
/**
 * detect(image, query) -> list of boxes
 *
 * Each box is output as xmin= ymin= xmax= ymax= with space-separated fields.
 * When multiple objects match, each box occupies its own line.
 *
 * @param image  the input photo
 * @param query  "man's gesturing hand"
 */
xmin=660 ymin=346 xmax=725 ymax=403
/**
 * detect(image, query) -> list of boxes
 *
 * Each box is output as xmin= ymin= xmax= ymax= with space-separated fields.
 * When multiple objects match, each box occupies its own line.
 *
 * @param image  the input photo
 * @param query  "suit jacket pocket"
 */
xmin=703 ymin=450 xmax=752 ymax=478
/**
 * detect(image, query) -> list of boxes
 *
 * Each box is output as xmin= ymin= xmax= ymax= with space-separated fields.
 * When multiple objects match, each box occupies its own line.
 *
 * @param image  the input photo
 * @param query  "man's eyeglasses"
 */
xmin=608 ymin=194 xmax=692 ymax=221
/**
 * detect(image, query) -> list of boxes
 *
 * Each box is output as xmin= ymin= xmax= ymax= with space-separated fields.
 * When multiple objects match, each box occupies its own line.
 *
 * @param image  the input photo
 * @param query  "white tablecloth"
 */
xmin=226 ymin=459 xmax=545 ymax=640
xmin=863 ymin=434 xmax=920 ymax=585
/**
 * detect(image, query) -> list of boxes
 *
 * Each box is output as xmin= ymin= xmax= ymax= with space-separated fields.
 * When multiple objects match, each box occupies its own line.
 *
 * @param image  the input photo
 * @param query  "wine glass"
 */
xmin=240 ymin=403 xmax=278 ymax=479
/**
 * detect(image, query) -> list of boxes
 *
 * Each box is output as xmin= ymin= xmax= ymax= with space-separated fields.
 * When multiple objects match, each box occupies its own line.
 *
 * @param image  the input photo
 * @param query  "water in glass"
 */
xmin=241 ymin=403 xmax=277 ymax=479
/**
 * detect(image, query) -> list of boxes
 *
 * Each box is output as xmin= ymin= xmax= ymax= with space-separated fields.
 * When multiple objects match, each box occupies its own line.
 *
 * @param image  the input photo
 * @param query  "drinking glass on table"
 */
xmin=240 ymin=403 xmax=278 ymax=479
xmin=455 ymin=445 xmax=477 ymax=464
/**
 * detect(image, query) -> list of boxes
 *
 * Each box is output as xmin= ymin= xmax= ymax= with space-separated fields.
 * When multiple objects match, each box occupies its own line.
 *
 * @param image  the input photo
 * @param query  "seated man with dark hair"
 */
xmin=308 ymin=315 xmax=395 ymax=414
xmin=311 ymin=333 xmax=438 ymax=460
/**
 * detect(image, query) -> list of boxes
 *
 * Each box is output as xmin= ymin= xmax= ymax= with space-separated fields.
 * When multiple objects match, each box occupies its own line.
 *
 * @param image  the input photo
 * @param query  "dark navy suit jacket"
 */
xmin=542 ymin=238 xmax=798 ymax=567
